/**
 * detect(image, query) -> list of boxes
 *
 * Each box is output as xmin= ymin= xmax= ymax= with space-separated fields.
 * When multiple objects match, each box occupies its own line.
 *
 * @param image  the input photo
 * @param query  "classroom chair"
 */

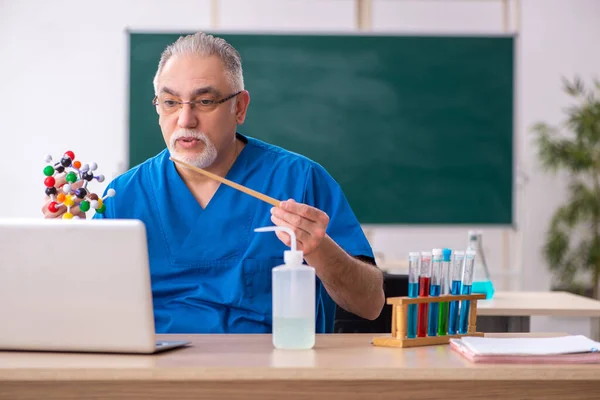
xmin=333 ymin=273 xmax=408 ymax=333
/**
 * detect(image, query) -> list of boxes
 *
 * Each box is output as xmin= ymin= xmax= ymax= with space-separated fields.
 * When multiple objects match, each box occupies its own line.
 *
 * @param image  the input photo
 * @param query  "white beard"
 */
xmin=169 ymin=129 xmax=218 ymax=168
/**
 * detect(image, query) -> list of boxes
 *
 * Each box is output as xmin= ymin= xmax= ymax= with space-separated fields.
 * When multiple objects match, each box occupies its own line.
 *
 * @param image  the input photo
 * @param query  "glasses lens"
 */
xmin=157 ymin=98 xmax=181 ymax=115
xmin=154 ymin=93 xmax=237 ymax=114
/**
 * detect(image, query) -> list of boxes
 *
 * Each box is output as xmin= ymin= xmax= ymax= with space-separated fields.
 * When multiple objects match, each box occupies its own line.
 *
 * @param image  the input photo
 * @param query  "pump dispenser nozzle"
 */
xmin=254 ymin=226 xmax=304 ymax=265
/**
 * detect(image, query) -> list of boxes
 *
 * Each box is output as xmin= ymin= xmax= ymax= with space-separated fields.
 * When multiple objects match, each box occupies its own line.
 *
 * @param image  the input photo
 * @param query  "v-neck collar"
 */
xmin=152 ymin=133 xmax=254 ymax=264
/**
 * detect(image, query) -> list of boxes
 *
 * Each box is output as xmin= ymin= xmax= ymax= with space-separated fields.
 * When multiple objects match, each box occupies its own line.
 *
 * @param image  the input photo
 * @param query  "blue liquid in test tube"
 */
xmin=427 ymin=249 xmax=443 ymax=336
xmin=448 ymin=250 xmax=465 ymax=335
xmin=407 ymin=252 xmax=420 ymax=338
xmin=459 ymin=249 xmax=477 ymax=334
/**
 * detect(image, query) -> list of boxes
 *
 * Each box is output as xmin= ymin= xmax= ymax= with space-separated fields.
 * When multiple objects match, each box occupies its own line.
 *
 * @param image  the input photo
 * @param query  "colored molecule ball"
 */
xmin=65 ymin=172 xmax=77 ymax=183
xmin=44 ymin=176 xmax=55 ymax=188
xmin=43 ymin=165 xmax=54 ymax=177
xmin=64 ymin=195 xmax=75 ymax=207
xmin=43 ymin=151 xmax=116 ymax=219
xmin=48 ymin=202 xmax=59 ymax=213
xmin=80 ymin=201 xmax=90 ymax=212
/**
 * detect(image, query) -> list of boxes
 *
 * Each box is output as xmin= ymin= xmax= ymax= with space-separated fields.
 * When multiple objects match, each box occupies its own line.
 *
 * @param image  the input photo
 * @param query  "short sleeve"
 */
xmin=302 ymin=163 xmax=374 ymax=260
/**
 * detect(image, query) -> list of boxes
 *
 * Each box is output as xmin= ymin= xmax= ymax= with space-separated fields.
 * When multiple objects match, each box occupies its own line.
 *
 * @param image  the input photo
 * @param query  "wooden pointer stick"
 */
xmin=169 ymin=157 xmax=282 ymax=207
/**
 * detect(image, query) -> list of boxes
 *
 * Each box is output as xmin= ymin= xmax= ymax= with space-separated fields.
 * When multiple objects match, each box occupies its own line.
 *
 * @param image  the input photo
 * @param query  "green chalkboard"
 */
xmin=128 ymin=32 xmax=514 ymax=224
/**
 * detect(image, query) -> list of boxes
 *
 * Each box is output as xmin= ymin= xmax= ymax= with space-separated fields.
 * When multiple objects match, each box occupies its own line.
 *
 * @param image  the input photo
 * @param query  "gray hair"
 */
xmin=152 ymin=32 xmax=244 ymax=95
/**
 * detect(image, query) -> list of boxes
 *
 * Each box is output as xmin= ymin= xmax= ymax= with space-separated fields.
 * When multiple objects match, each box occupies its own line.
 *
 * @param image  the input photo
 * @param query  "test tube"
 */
xmin=427 ymin=249 xmax=443 ymax=336
xmin=437 ymin=248 xmax=452 ymax=336
xmin=458 ymin=249 xmax=477 ymax=334
xmin=417 ymin=251 xmax=432 ymax=337
xmin=448 ymin=250 xmax=465 ymax=335
xmin=407 ymin=252 xmax=420 ymax=339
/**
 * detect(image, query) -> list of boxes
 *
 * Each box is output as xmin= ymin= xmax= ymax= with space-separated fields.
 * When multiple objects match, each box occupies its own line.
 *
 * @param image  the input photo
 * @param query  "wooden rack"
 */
xmin=372 ymin=293 xmax=487 ymax=348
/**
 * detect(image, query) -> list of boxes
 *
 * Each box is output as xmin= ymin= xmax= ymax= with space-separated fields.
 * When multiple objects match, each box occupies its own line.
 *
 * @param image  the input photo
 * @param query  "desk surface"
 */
xmin=1 ymin=333 xmax=599 ymax=400
xmin=478 ymin=291 xmax=600 ymax=317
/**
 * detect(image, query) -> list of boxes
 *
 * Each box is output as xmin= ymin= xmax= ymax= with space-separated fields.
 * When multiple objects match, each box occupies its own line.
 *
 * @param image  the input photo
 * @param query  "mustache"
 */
xmin=170 ymin=130 xmax=209 ymax=149
xmin=171 ymin=129 xmax=208 ymax=142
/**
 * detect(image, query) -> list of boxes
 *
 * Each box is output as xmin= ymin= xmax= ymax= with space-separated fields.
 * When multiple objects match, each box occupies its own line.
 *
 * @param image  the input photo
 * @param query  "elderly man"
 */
xmin=43 ymin=32 xmax=384 ymax=334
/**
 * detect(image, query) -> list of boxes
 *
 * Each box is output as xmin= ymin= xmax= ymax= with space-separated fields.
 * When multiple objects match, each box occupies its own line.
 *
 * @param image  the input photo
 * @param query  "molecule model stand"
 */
xmin=43 ymin=151 xmax=116 ymax=219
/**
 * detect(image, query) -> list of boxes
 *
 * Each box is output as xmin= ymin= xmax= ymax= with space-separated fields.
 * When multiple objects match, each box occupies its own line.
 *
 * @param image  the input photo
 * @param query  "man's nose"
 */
xmin=177 ymin=104 xmax=198 ymax=129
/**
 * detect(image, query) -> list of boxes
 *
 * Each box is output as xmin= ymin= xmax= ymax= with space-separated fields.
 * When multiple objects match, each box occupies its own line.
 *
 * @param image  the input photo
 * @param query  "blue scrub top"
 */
xmin=96 ymin=133 xmax=374 ymax=334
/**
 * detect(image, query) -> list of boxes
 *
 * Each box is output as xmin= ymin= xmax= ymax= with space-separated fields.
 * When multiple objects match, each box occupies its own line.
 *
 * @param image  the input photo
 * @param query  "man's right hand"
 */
xmin=41 ymin=173 xmax=86 ymax=219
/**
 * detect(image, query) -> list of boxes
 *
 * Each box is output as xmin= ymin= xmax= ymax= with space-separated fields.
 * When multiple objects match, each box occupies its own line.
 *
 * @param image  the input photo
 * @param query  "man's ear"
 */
xmin=235 ymin=90 xmax=250 ymax=124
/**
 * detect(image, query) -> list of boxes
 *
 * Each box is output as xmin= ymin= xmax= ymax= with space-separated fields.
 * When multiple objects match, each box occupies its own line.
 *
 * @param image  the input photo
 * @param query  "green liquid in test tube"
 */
xmin=437 ymin=248 xmax=452 ymax=336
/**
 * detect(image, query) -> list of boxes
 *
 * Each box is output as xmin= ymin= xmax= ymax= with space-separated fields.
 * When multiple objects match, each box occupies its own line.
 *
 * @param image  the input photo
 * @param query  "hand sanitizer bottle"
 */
xmin=255 ymin=226 xmax=316 ymax=350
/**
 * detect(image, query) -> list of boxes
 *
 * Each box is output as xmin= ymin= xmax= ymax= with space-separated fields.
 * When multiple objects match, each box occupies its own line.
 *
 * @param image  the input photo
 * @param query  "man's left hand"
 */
xmin=270 ymin=199 xmax=330 ymax=255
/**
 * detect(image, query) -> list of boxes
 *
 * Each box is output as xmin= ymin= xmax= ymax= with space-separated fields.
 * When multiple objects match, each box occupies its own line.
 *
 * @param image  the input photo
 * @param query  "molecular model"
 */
xmin=43 ymin=150 xmax=116 ymax=219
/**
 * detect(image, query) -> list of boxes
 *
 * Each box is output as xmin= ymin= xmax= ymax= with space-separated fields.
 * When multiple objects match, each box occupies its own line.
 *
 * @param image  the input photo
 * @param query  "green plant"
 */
xmin=532 ymin=76 xmax=600 ymax=299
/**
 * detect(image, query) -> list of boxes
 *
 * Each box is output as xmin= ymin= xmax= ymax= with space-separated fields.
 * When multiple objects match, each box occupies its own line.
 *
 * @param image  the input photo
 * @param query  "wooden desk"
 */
xmin=477 ymin=291 xmax=600 ymax=337
xmin=479 ymin=291 xmax=600 ymax=317
xmin=1 ymin=333 xmax=599 ymax=400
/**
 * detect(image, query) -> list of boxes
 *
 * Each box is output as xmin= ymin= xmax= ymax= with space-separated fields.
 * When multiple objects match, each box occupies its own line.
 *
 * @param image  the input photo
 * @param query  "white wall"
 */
xmin=0 ymin=0 xmax=213 ymax=216
xmin=516 ymin=0 xmax=600 ymax=336
xmin=2 ymin=0 xmax=600 ymax=309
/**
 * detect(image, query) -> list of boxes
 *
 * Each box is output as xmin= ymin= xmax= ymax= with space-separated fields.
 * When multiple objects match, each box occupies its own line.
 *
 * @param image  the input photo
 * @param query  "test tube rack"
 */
xmin=372 ymin=293 xmax=487 ymax=348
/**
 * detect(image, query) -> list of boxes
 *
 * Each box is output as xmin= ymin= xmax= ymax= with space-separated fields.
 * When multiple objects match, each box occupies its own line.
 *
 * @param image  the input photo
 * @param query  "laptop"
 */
xmin=0 ymin=218 xmax=190 ymax=354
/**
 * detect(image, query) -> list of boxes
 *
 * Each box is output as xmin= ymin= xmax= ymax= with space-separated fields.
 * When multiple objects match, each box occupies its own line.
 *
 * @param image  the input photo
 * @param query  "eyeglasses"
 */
xmin=152 ymin=91 xmax=242 ymax=115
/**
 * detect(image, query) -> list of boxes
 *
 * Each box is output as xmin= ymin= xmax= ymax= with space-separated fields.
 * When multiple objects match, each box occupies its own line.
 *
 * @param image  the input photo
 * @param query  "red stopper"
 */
xmin=65 ymin=151 xmax=75 ymax=160
xmin=44 ymin=176 xmax=56 ymax=188
xmin=48 ymin=202 xmax=59 ymax=213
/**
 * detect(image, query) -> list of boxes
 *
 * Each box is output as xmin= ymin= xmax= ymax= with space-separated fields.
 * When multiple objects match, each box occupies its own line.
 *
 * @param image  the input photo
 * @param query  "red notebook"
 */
xmin=450 ymin=335 xmax=600 ymax=364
